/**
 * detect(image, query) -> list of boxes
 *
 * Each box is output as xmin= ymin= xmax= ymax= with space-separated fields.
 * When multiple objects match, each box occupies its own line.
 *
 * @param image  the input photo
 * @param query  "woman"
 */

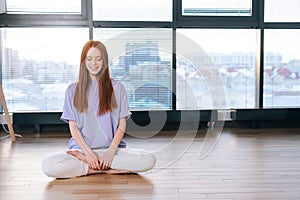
xmin=42 ymin=40 xmax=156 ymax=178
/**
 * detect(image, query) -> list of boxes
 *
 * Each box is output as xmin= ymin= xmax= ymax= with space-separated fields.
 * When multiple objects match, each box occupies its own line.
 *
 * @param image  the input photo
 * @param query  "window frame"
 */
xmin=261 ymin=1 xmax=300 ymax=108
xmin=176 ymin=0 xmax=260 ymax=28
xmin=0 ymin=0 xmax=90 ymax=27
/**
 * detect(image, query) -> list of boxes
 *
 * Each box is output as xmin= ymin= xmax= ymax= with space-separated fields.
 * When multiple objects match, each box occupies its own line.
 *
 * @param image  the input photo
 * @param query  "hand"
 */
xmin=67 ymin=150 xmax=102 ymax=170
xmin=85 ymin=151 xmax=101 ymax=170
xmin=98 ymin=144 xmax=117 ymax=170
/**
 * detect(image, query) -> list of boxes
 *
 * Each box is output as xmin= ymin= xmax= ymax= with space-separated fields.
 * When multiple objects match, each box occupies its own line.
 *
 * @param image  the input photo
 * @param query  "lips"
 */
xmin=88 ymin=66 xmax=100 ymax=70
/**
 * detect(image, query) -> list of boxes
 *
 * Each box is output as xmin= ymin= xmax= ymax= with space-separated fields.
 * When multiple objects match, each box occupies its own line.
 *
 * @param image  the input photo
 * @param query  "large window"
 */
xmin=263 ymin=30 xmax=300 ymax=108
xmin=1 ymin=28 xmax=88 ymax=112
xmin=177 ymin=29 xmax=257 ymax=109
xmin=1 ymin=0 xmax=300 ymax=114
xmin=93 ymin=28 xmax=173 ymax=111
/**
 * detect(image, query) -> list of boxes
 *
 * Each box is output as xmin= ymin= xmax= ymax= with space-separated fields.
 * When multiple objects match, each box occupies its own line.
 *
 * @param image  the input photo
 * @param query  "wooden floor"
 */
xmin=1 ymin=127 xmax=300 ymax=200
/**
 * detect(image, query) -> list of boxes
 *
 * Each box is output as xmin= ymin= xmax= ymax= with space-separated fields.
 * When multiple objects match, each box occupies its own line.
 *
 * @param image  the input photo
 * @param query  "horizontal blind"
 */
xmin=93 ymin=0 xmax=172 ymax=21
xmin=6 ymin=0 xmax=81 ymax=14
xmin=94 ymin=28 xmax=172 ymax=111
xmin=1 ymin=28 xmax=88 ymax=112
xmin=182 ymin=0 xmax=252 ymax=16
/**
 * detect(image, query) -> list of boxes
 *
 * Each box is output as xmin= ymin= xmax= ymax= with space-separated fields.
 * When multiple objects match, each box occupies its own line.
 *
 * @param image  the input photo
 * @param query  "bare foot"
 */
xmin=103 ymin=169 xmax=131 ymax=174
xmin=88 ymin=168 xmax=130 ymax=175
xmin=67 ymin=150 xmax=87 ymax=162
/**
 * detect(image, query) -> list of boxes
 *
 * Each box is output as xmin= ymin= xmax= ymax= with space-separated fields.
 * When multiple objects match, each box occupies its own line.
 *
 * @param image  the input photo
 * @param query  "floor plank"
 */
xmin=1 ymin=128 xmax=300 ymax=199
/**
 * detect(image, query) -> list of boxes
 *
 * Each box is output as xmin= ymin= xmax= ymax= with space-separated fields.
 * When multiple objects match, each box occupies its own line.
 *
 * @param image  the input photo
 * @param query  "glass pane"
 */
xmin=6 ymin=0 xmax=81 ymax=14
xmin=1 ymin=28 xmax=89 ymax=112
xmin=93 ymin=0 xmax=172 ymax=21
xmin=177 ymin=29 xmax=257 ymax=110
xmin=264 ymin=30 xmax=300 ymax=108
xmin=94 ymin=28 xmax=172 ymax=111
xmin=182 ymin=0 xmax=252 ymax=16
xmin=265 ymin=0 xmax=300 ymax=22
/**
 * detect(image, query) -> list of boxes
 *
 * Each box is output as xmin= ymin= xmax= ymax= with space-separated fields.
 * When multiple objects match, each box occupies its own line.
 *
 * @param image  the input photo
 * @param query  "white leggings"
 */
xmin=42 ymin=148 xmax=156 ymax=178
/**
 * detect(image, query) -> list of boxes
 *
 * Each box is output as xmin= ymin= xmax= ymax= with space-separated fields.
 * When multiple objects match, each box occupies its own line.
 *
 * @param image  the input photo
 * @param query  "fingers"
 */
xmin=88 ymin=159 xmax=110 ymax=170
xmin=99 ymin=160 xmax=109 ymax=170
xmin=88 ymin=161 xmax=101 ymax=170
xmin=98 ymin=159 xmax=111 ymax=170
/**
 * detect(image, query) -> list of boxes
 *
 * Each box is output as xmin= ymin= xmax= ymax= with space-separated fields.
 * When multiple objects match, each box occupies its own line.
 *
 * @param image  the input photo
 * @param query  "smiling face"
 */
xmin=85 ymin=47 xmax=104 ymax=80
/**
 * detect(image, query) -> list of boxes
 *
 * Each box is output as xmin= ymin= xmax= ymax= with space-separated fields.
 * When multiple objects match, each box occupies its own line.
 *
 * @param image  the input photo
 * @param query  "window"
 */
xmin=182 ymin=0 xmax=252 ymax=16
xmin=5 ymin=0 xmax=81 ymax=14
xmin=263 ymin=30 xmax=300 ymax=108
xmin=1 ymin=0 xmax=300 ymax=114
xmin=93 ymin=28 xmax=173 ymax=111
xmin=93 ymin=0 xmax=172 ymax=21
xmin=1 ymin=28 xmax=89 ymax=112
xmin=177 ymin=29 xmax=257 ymax=110
xmin=265 ymin=0 xmax=300 ymax=22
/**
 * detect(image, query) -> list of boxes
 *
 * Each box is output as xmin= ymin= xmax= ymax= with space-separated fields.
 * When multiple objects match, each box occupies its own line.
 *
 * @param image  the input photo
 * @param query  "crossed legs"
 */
xmin=42 ymin=148 xmax=156 ymax=178
xmin=67 ymin=150 xmax=130 ymax=174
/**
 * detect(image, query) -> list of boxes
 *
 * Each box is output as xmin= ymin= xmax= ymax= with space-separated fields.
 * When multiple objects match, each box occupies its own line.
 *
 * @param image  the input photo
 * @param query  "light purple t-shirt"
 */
xmin=60 ymin=79 xmax=131 ymax=149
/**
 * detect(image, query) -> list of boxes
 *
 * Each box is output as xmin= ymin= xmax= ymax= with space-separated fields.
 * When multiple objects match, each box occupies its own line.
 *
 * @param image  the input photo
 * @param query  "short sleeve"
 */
xmin=118 ymin=82 xmax=132 ymax=120
xmin=60 ymin=83 xmax=76 ymax=123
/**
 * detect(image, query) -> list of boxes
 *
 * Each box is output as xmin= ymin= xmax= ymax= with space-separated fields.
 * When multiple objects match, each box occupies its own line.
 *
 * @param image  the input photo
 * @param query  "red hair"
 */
xmin=73 ymin=40 xmax=116 ymax=115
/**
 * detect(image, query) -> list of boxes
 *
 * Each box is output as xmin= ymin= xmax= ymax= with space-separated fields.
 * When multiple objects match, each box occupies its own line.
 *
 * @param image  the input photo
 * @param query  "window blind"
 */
xmin=182 ymin=0 xmax=252 ymax=16
xmin=93 ymin=0 xmax=172 ymax=21
xmin=6 ymin=0 xmax=81 ymax=14
xmin=94 ymin=28 xmax=173 ymax=111
xmin=1 ymin=28 xmax=88 ymax=112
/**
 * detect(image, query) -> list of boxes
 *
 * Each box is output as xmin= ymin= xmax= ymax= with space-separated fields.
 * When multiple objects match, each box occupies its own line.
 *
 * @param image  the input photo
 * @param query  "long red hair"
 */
xmin=73 ymin=40 xmax=116 ymax=115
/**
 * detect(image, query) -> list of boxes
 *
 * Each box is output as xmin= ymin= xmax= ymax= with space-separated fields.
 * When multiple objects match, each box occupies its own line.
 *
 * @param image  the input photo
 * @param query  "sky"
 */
xmin=4 ymin=28 xmax=88 ymax=65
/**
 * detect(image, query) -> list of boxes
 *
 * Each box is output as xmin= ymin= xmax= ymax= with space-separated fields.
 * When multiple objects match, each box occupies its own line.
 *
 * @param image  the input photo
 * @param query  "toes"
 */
xmin=67 ymin=150 xmax=79 ymax=156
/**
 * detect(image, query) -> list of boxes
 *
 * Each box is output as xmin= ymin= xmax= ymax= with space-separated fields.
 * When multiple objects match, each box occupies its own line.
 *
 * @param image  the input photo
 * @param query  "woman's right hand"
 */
xmin=85 ymin=151 xmax=101 ymax=170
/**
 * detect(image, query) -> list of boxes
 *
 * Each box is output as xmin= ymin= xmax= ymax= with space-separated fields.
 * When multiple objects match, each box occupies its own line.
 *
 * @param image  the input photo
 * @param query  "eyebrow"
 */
xmin=86 ymin=56 xmax=102 ymax=58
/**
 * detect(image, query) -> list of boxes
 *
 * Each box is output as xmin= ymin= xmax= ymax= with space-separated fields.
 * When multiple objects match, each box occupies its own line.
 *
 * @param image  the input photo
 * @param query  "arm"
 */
xmin=111 ymin=117 xmax=127 ymax=148
xmin=68 ymin=120 xmax=101 ymax=170
xmin=99 ymin=117 xmax=127 ymax=169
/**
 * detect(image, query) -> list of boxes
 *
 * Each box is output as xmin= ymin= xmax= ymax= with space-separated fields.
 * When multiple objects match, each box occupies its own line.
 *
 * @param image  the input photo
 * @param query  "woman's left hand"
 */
xmin=98 ymin=144 xmax=117 ymax=170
